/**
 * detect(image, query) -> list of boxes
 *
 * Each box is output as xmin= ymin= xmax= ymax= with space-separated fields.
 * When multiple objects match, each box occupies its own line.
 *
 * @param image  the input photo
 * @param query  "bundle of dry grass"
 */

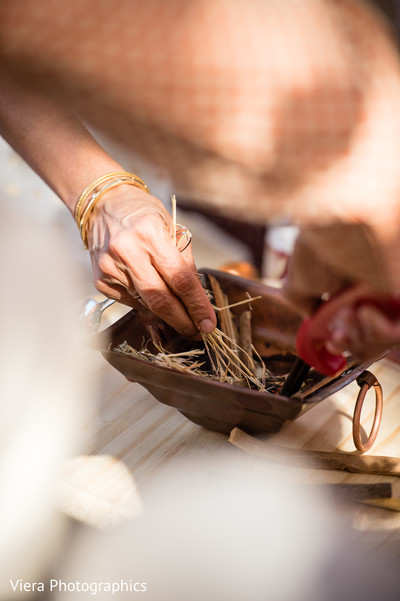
xmin=114 ymin=340 xmax=207 ymax=375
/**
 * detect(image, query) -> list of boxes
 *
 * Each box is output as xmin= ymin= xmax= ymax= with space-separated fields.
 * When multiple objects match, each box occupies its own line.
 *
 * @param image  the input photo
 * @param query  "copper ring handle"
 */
xmin=352 ymin=371 xmax=383 ymax=453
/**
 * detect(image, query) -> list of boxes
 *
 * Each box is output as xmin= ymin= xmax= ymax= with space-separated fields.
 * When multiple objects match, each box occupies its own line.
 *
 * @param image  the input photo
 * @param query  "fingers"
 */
xmin=153 ymin=250 xmax=216 ymax=334
xmin=93 ymin=257 xmax=205 ymax=338
xmin=89 ymin=207 xmax=216 ymax=337
xmin=284 ymin=223 xmax=400 ymax=361
xmin=128 ymin=240 xmax=216 ymax=337
xmin=356 ymin=305 xmax=400 ymax=359
xmin=325 ymin=304 xmax=400 ymax=361
xmin=324 ymin=306 xmax=357 ymax=356
xmin=91 ymin=279 xmax=139 ymax=306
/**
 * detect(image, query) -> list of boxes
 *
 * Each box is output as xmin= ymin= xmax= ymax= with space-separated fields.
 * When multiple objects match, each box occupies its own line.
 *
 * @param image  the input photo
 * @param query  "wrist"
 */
xmin=74 ymin=171 xmax=150 ymax=248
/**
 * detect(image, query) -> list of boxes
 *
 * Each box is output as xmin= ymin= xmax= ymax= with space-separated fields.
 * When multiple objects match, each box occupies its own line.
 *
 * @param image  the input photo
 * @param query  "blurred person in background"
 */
xmin=0 ymin=0 xmax=400 ymax=360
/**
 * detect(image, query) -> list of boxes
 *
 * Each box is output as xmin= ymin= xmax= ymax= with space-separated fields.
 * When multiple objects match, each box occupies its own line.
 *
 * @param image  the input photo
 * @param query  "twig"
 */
xmin=239 ymin=310 xmax=255 ymax=375
xmin=171 ymin=193 xmax=177 ymax=246
xmin=229 ymin=427 xmax=400 ymax=477
xmin=208 ymin=274 xmax=241 ymax=378
xmin=213 ymin=296 xmax=262 ymax=311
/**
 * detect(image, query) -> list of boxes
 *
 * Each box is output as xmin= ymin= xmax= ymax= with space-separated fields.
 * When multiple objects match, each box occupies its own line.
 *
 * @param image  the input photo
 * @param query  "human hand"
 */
xmin=283 ymin=225 xmax=400 ymax=364
xmin=323 ymin=288 xmax=400 ymax=363
xmin=293 ymin=283 xmax=400 ymax=376
xmin=85 ymin=186 xmax=217 ymax=338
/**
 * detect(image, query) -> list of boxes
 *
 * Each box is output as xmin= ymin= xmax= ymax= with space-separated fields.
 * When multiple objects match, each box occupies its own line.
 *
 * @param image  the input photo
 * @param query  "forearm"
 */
xmin=0 ymin=68 xmax=122 ymax=216
xmin=0 ymin=68 xmax=216 ymax=336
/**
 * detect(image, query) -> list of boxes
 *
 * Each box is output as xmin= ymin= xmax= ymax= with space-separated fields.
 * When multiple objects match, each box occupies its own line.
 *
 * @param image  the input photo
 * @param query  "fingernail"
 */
xmin=199 ymin=318 xmax=215 ymax=333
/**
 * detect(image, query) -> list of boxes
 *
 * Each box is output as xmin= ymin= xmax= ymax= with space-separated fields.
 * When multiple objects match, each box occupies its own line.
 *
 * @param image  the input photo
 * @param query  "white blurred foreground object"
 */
xmin=52 ymin=457 xmax=339 ymax=601
xmin=56 ymin=455 xmax=143 ymax=529
xmin=51 ymin=456 xmax=400 ymax=601
xmin=0 ymin=211 xmax=95 ymax=598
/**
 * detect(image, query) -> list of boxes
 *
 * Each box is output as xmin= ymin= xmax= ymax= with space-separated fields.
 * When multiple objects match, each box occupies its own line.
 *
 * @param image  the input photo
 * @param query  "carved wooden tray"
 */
xmin=95 ymin=269 xmax=379 ymax=435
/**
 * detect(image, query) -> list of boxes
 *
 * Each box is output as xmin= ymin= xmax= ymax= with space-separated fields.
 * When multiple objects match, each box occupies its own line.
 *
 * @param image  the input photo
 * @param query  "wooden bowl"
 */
xmin=95 ymin=269 xmax=377 ymax=435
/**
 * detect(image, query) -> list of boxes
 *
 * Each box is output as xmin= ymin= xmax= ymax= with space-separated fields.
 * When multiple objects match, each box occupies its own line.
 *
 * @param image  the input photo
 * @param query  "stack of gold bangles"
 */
xmin=75 ymin=170 xmax=150 ymax=248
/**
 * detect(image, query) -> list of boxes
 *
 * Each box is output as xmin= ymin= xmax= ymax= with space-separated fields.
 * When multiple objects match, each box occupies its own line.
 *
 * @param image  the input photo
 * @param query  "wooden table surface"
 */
xmin=58 ymin=314 xmax=400 ymax=562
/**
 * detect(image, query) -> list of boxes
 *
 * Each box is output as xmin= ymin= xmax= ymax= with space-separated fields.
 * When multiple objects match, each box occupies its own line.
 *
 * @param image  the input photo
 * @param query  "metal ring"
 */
xmin=352 ymin=371 xmax=383 ymax=453
xmin=175 ymin=224 xmax=192 ymax=253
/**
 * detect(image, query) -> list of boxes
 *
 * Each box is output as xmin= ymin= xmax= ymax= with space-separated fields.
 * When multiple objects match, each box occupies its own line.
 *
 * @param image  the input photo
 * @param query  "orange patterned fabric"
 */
xmin=1 ymin=0 xmax=400 ymax=288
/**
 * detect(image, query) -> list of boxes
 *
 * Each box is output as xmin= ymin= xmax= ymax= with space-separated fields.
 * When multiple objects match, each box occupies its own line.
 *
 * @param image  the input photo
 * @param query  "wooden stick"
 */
xmin=362 ymin=498 xmax=400 ymax=512
xmin=171 ymin=193 xmax=177 ymax=246
xmin=239 ymin=310 xmax=255 ymax=375
xmin=208 ymin=275 xmax=241 ymax=378
xmin=213 ymin=296 xmax=262 ymax=312
xmin=315 ymin=482 xmax=392 ymax=502
xmin=229 ymin=428 xmax=400 ymax=477
xmin=208 ymin=275 xmax=237 ymax=341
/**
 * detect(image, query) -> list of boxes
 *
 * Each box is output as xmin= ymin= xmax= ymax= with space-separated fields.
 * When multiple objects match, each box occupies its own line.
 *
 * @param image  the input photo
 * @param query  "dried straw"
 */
xmin=200 ymin=274 xmax=270 ymax=388
xmin=113 ymin=282 xmax=284 ymax=391
xmin=114 ymin=340 xmax=207 ymax=375
xmin=201 ymin=328 xmax=266 ymax=390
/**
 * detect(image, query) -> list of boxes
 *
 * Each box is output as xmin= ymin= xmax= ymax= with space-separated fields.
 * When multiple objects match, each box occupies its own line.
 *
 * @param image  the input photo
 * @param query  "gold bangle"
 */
xmin=74 ymin=170 xmax=129 ymax=227
xmin=80 ymin=176 xmax=150 ymax=249
xmin=75 ymin=171 xmax=149 ymax=226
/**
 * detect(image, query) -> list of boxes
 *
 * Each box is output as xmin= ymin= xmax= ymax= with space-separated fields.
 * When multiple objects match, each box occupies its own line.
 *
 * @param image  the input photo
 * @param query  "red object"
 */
xmin=296 ymin=286 xmax=400 ymax=376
